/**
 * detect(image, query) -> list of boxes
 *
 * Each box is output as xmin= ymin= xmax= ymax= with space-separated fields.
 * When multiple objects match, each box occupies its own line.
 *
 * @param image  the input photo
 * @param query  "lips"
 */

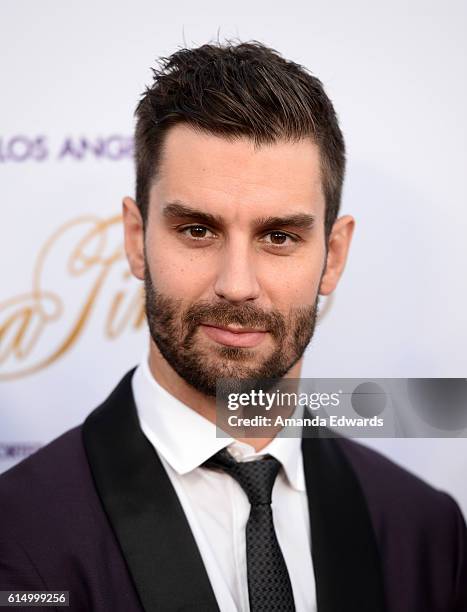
xmin=200 ymin=323 xmax=268 ymax=348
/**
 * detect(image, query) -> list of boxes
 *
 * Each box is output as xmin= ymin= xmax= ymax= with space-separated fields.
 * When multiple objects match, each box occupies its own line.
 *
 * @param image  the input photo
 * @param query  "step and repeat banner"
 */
xmin=1 ymin=1 xmax=466 ymax=513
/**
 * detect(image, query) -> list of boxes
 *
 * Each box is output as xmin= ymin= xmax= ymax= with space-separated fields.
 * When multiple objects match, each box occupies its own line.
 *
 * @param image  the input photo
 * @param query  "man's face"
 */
xmin=131 ymin=125 xmax=332 ymax=396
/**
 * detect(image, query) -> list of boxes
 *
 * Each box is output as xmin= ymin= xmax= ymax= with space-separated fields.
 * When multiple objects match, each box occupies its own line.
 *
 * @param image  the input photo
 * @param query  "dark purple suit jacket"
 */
xmin=0 ymin=368 xmax=466 ymax=611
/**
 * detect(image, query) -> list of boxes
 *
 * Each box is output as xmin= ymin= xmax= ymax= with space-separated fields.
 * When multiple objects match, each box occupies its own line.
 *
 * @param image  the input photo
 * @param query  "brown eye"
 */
xmin=189 ymin=226 xmax=207 ymax=238
xmin=180 ymin=225 xmax=216 ymax=240
xmin=269 ymin=232 xmax=288 ymax=245
xmin=261 ymin=231 xmax=299 ymax=249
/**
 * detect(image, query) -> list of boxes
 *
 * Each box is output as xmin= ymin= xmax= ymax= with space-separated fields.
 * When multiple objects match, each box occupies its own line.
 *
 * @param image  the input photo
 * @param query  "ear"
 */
xmin=319 ymin=215 xmax=355 ymax=295
xmin=122 ymin=196 xmax=145 ymax=281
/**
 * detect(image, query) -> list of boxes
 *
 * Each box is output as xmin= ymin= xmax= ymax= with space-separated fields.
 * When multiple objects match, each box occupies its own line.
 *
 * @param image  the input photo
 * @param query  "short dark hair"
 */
xmin=134 ymin=40 xmax=346 ymax=238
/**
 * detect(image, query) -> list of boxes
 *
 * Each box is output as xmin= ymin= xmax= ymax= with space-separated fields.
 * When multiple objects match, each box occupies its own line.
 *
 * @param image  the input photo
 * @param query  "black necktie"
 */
xmin=203 ymin=447 xmax=296 ymax=612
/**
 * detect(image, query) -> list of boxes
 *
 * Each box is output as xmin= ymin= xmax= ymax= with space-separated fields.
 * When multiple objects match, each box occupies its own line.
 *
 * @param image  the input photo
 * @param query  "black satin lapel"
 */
xmin=82 ymin=369 xmax=220 ymax=612
xmin=302 ymin=434 xmax=387 ymax=612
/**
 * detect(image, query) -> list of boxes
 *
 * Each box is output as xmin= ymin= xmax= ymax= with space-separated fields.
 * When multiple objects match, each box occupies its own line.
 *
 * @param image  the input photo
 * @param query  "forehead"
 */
xmin=151 ymin=124 xmax=324 ymax=219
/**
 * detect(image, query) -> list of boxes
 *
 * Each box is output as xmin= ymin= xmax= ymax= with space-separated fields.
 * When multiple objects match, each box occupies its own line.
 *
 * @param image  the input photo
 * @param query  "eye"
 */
xmin=179 ymin=225 xmax=216 ymax=240
xmin=262 ymin=231 xmax=298 ymax=247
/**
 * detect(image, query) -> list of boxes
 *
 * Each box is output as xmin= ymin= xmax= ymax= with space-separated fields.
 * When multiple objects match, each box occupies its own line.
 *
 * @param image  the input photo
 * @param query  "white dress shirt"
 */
xmin=132 ymin=356 xmax=316 ymax=612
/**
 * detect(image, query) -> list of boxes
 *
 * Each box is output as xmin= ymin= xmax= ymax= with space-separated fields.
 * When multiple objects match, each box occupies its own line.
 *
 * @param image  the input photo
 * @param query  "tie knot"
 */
xmin=203 ymin=447 xmax=281 ymax=506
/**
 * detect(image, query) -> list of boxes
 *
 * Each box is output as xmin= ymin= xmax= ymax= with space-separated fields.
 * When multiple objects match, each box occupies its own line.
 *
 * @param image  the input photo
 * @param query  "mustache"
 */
xmin=183 ymin=301 xmax=287 ymax=339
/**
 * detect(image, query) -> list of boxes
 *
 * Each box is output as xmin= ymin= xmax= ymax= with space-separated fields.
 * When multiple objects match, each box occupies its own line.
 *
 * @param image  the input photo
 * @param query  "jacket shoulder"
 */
xmin=0 ymin=412 xmax=144 ymax=609
xmin=0 ymin=425 xmax=102 ymax=541
xmin=335 ymin=436 xmax=459 ymax=514
xmin=336 ymin=436 xmax=467 ymax=609
xmin=0 ymin=426 xmax=85 ymax=496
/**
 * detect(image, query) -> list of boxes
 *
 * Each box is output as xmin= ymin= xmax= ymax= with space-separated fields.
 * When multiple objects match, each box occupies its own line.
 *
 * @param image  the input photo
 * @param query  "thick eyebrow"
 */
xmin=162 ymin=201 xmax=315 ymax=231
xmin=162 ymin=201 xmax=224 ymax=227
xmin=254 ymin=214 xmax=315 ymax=231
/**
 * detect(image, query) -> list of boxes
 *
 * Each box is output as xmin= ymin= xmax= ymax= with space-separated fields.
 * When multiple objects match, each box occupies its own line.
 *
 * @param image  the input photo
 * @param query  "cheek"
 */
xmin=146 ymin=232 xmax=213 ymax=296
xmin=259 ymin=253 xmax=325 ymax=309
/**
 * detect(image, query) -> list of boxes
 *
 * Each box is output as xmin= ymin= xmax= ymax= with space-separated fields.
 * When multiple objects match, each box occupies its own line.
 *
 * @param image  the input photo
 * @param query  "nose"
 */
xmin=213 ymin=240 xmax=261 ymax=303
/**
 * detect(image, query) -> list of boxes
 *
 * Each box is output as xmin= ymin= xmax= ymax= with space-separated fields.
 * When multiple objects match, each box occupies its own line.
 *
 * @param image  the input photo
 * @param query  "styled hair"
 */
xmin=134 ymin=40 xmax=346 ymax=238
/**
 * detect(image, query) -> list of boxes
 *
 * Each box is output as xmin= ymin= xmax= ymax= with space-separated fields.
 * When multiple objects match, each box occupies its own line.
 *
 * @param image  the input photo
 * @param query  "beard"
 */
xmin=144 ymin=265 xmax=320 ymax=397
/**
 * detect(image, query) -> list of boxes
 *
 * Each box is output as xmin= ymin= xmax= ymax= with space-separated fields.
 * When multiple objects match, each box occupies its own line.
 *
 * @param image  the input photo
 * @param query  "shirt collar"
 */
xmin=227 ymin=435 xmax=305 ymax=491
xmin=132 ymin=355 xmax=305 ymax=492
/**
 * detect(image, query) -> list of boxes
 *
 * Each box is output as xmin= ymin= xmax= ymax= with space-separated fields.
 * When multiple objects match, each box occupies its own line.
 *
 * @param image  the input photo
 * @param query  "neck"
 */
xmin=147 ymin=341 xmax=303 ymax=452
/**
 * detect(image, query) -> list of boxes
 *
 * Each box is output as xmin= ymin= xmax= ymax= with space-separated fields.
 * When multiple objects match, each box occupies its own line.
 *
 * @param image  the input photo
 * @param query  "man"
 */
xmin=0 ymin=41 xmax=466 ymax=612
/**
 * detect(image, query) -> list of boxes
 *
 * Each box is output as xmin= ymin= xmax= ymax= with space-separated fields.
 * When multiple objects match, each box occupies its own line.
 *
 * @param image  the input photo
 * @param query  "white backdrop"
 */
xmin=1 ymin=0 xmax=466 ymax=514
